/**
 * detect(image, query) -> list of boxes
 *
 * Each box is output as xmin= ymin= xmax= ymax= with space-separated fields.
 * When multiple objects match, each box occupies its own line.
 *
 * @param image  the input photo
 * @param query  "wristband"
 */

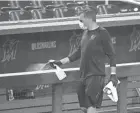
xmin=111 ymin=66 xmax=116 ymax=75
xmin=111 ymin=72 xmax=116 ymax=75
xmin=60 ymin=57 xmax=70 ymax=64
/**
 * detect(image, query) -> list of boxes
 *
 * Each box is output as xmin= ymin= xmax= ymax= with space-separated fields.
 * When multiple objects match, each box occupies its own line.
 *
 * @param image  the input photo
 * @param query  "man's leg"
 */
xmin=85 ymin=76 xmax=105 ymax=113
xmin=77 ymin=81 xmax=87 ymax=113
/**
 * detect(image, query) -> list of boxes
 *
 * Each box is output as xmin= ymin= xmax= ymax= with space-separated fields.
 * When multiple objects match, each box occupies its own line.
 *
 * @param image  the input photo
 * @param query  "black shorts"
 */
xmin=77 ymin=75 xmax=105 ymax=109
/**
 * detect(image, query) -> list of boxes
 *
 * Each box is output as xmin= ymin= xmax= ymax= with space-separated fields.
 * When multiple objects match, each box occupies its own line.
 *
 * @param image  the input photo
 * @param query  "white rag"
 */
xmin=103 ymin=80 xmax=120 ymax=102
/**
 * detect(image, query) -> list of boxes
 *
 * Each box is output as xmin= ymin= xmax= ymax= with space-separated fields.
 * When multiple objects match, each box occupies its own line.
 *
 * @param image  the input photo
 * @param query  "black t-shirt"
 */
xmin=68 ymin=27 xmax=116 ymax=78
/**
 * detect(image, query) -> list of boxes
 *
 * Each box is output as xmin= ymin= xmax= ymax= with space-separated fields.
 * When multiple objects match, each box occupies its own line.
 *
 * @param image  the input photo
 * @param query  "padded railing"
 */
xmin=0 ymin=62 xmax=140 ymax=113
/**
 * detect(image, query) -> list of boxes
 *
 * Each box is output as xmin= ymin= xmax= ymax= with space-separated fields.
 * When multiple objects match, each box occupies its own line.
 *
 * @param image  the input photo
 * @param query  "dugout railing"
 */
xmin=0 ymin=63 xmax=140 ymax=113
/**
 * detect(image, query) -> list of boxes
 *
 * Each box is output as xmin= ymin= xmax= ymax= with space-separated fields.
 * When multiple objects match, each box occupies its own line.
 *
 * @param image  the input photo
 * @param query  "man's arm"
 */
xmin=67 ymin=45 xmax=81 ymax=63
xmin=101 ymin=30 xmax=116 ymax=75
xmin=101 ymin=30 xmax=119 ymax=86
xmin=50 ymin=44 xmax=81 ymax=67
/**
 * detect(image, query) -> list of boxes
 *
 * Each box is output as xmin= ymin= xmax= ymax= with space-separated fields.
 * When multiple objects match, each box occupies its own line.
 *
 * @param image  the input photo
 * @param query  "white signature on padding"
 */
xmin=129 ymin=27 xmax=140 ymax=52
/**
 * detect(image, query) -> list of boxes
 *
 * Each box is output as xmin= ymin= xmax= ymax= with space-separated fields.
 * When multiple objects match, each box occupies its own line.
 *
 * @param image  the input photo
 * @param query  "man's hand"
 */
xmin=49 ymin=60 xmax=62 ymax=68
xmin=109 ymin=74 xmax=118 ymax=87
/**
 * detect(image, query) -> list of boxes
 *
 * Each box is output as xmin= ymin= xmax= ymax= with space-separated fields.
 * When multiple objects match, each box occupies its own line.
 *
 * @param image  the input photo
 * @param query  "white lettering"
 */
xmin=111 ymin=37 xmax=116 ymax=44
xmin=35 ymin=84 xmax=49 ymax=90
xmin=31 ymin=41 xmax=56 ymax=50
xmin=69 ymin=32 xmax=82 ymax=56
xmin=31 ymin=43 xmax=36 ymax=50
xmin=1 ymin=39 xmax=19 ymax=63
xmin=8 ymin=89 xmax=14 ymax=101
xmin=129 ymin=27 xmax=140 ymax=52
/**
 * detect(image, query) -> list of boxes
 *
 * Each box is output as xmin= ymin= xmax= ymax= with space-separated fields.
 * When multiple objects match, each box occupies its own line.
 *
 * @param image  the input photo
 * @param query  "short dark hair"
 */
xmin=82 ymin=7 xmax=97 ymax=22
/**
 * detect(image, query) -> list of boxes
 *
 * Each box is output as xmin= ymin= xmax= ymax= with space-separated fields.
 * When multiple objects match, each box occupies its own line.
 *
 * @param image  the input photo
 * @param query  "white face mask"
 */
xmin=78 ymin=21 xmax=87 ymax=30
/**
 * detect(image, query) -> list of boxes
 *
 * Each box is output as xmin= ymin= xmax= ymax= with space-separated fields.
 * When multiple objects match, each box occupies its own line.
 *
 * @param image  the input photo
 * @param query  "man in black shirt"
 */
xmin=49 ymin=9 xmax=118 ymax=113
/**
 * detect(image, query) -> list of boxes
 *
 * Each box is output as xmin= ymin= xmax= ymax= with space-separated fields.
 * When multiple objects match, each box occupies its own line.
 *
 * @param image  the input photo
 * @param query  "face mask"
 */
xmin=78 ymin=21 xmax=87 ymax=30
